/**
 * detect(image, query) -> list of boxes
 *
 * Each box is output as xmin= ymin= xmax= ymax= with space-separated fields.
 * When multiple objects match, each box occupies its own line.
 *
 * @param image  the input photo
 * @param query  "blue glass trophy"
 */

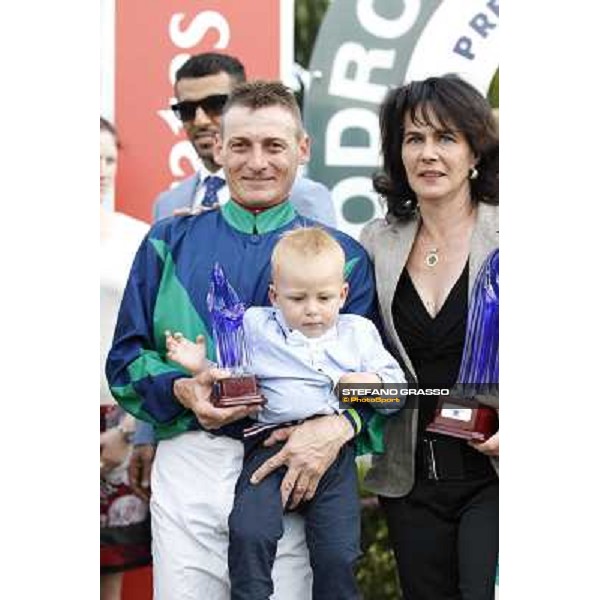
xmin=207 ymin=263 xmax=266 ymax=408
xmin=427 ymin=249 xmax=499 ymax=441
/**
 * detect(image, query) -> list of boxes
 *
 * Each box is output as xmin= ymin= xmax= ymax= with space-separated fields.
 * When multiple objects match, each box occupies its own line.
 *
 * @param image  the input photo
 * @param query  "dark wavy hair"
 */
xmin=373 ymin=74 xmax=499 ymax=220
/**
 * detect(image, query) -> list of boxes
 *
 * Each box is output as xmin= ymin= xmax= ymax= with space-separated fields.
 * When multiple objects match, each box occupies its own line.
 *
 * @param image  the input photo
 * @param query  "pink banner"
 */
xmin=114 ymin=1 xmax=282 ymax=222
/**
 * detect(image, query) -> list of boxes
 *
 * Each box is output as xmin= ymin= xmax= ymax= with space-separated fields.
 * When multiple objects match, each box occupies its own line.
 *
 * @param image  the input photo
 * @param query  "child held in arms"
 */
xmin=165 ymin=227 xmax=406 ymax=600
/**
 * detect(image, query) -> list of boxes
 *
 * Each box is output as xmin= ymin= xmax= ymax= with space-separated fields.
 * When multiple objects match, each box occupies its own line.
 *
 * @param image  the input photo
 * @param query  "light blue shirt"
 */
xmin=244 ymin=307 xmax=406 ymax=424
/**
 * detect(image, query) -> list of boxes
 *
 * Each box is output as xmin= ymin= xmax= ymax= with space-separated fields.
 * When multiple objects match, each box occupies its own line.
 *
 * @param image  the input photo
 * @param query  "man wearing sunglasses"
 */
xmin=152 ymin=52 xmax=337 ymax=225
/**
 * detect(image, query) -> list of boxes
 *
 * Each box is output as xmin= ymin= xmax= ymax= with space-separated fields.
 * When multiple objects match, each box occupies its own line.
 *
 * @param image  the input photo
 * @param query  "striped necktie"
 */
xmin=201 ymin=175 xmax=226 ymax=208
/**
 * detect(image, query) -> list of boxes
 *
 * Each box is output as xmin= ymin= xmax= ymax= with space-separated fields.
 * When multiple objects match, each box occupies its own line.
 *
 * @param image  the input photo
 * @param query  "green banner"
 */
xmin=304 ymin=0 xmax=499 ymax=238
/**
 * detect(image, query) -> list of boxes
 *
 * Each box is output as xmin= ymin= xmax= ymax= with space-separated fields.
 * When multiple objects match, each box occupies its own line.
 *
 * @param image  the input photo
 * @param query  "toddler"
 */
xmin=166 ymin=227 xmax=406 ymax=600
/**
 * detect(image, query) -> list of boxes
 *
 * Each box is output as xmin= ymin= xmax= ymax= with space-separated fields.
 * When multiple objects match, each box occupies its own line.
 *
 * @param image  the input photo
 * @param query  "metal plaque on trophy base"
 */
xmin=207 ymin=263 xmax=266 ymax=409
xmin=426 ymin=397 xmax=498 ymax=442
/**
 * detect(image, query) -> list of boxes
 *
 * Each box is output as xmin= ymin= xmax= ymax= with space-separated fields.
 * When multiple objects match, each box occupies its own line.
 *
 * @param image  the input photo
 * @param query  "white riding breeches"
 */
xmin=150 ymin=431 xmax=312 ymax=599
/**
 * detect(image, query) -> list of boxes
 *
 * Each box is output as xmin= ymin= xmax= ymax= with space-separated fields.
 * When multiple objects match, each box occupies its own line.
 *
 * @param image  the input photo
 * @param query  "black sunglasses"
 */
xmin=171 ymin=94 xmax=229 ymax=122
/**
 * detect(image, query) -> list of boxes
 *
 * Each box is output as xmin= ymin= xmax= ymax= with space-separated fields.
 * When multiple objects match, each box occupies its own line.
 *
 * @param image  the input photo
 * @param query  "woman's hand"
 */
xmin=100 ymin=427 xmax=130 ymax=475
xmin=250 ymin=415 xmax=355 ymax=509
xmin=469 ymin=431 xmax=499 ymax=457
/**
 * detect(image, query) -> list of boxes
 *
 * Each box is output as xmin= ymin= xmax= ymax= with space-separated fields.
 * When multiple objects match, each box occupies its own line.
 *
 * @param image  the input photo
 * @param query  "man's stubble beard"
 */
xmin=194 ymin=141 xmax=221 ymax=173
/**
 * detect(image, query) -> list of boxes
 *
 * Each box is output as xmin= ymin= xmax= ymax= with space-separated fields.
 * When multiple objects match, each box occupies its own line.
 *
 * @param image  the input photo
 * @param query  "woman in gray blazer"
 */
xmin=360 ymin=75 xmax=499 ymax=600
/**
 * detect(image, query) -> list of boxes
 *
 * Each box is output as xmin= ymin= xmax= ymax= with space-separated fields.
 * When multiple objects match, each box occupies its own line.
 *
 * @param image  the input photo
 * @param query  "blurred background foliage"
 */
xmin=357 ymin=457 xmax=402 ymax=599
xmin=294 ymin=0 xmax=330 ymax=67
xmin=488 ymin=69 xmax=499 ymax=108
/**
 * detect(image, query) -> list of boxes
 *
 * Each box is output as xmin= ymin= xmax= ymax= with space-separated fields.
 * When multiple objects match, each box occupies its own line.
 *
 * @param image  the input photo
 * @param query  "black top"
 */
xmin=393 ymin=262 xmax=468 ymax=423
xmin=392 ymin=261 xmax=495 ymax=481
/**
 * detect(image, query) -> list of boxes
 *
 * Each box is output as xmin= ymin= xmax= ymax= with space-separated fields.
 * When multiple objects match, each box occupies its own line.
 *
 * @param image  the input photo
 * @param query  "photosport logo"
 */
xmin=304 ymin=0 xmax=499 ymax=238
xmin=337 ymin=384 xmax=450 ymax=409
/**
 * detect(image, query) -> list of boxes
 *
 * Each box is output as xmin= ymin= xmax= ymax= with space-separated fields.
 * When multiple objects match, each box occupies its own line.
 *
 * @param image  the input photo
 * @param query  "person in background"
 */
xmin=153 ymin=52 xmax=336 ymax=224
xmin=100 ymin=117 xmax=151 ymax=600
xmin=360 ymin=75 xmax=499 ymax=600
xmin=129 ymin=52 xmax=338 ymax=498
xmin=106 ymin=81 xmax=375 ymax=600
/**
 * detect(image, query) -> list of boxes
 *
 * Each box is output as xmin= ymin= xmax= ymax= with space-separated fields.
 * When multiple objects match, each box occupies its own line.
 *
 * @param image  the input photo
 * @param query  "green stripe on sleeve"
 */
xmin=110 ymin=383 xmax=157 ymax=423
xmin=127 ymin=349 xmax=185 ymax=382
xmin=149 ymin=238 xmax=215 ymax=361
xmin=346 ymin=408 xmax=362 ymax=434
xmin=111 ymin=382 xmax=196 ymax=438
xmin=154 ymin=412 xmax=198 ymax=440
xmin=344 ymin=257 xmax=359 ymax=280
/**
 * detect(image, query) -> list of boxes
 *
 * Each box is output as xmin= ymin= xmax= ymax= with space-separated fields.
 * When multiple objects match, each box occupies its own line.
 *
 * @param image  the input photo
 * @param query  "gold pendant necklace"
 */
xmin=424 ymin=248 xmax=439 ymax=267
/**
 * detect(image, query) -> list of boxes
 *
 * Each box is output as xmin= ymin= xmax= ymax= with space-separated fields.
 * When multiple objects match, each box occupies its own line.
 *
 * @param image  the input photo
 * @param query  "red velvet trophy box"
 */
xmin=426 ymin=397 xmax=498 ymax=441
xmin=212 ymin=375 xmax=266 ymax=408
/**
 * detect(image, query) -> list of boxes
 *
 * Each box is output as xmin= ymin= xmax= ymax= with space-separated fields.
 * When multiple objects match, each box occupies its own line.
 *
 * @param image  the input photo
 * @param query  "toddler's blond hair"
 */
xmin=271 ymin=227 xmax=345 ymax=280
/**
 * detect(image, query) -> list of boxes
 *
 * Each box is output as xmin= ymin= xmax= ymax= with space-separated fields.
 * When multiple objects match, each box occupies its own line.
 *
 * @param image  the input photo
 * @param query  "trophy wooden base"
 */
xmin=212 ymin=375 xmax=266 ymax=408
xmin=426 ymin=397 xmax=498 ymax=442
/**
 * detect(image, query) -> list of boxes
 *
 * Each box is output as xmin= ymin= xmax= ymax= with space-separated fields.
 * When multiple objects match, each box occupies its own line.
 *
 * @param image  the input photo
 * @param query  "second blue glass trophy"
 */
xmin=207 ymin=263 xmax=266 ymax=408
xmin=426 ymin=249 xmax=499 ymax=441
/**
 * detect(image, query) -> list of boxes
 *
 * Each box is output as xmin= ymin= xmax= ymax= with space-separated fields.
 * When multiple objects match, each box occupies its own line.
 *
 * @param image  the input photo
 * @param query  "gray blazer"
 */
xmin=359 ymin=203 xmax=499 ymax=497
xmin=153 ymin=171 xmax=337 ymax=227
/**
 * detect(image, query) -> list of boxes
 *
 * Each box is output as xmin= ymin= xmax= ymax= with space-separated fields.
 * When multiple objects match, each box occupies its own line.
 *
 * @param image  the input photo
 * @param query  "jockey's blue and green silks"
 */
xmin=106 ymin=201 xmax=377 ymax=441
